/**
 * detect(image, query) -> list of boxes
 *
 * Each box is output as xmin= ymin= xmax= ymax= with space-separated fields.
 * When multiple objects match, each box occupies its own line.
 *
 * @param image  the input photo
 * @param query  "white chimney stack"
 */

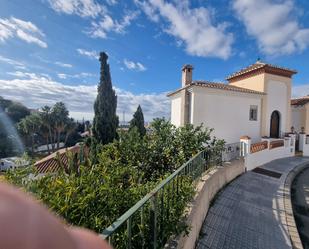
xmin=182 ymin=64 xmax=193 ymax=87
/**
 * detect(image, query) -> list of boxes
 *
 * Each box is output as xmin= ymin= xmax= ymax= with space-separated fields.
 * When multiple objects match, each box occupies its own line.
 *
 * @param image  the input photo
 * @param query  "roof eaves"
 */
xmin=166 ymin=85 xmax=191 ymax=97
xmin=226 ymin=63 xmax=297 ymax=80
xmin=192 ymin=81 xmax=266 ymax=95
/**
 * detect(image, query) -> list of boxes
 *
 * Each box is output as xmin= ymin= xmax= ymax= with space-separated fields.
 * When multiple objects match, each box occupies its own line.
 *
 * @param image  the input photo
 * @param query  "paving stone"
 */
xmin=195 ymin=157 xmax=309 ymax=249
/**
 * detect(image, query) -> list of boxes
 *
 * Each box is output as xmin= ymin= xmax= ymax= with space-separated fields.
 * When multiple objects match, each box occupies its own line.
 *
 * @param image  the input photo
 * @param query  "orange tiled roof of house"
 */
xmin=291 ymin=96 xmax=309 ymax=106
xmin=167 ymin=80 xmax=265 ymax=97
xmin=226 ymin=61 xmax=297 ymax=82
xmin=34 ymin=145 xmax=81 ymax=173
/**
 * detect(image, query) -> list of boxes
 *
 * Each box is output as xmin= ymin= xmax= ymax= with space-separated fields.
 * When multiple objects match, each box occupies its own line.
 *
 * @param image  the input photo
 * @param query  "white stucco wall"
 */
xmin=245 ymin=137 xmax=295 ymax=170
xmin=170 ymin=94 xmax=182 ymax=127
xmin=292 ymin=106 xmax=305 ymax=132
xmin=299 ymin=134 xmax=309 ymax=156
xmin=191 ymin=87 xmax=262 ymax=144
xmin=265 ymin=80 xmax=288 ymax=136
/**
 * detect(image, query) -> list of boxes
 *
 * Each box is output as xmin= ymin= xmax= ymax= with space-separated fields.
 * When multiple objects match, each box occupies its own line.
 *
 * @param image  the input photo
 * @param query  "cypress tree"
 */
xmin=93 ymin=52 xmax=119 ymax=144
xmin=129 ymin=105 xmax=146 ymax=136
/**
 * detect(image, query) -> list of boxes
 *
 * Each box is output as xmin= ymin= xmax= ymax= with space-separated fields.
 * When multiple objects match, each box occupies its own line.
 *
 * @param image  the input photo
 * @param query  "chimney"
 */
xmin=182 ymin=64 xmax=193 ymax=87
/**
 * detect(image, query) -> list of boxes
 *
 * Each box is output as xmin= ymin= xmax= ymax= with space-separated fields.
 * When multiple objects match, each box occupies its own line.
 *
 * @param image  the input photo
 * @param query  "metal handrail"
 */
xmin=100 ymin=149 xmax=221 ymax=248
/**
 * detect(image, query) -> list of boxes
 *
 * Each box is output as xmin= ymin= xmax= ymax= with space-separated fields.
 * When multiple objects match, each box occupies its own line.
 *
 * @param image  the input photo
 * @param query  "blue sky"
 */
xmin=1 ymin=0 xmax=309 ymax=121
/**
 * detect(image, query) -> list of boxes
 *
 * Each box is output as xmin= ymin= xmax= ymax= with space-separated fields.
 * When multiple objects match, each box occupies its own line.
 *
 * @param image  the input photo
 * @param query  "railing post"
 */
xmin=150 ymin=193 xmax=158 ymax=249
xmin=140 ymin=207 xmax=145 ymax=249
xmin=159 ymin=188 xmax=164 ymax=246
xmin=127 ymin=217 xmax=132 ymax=249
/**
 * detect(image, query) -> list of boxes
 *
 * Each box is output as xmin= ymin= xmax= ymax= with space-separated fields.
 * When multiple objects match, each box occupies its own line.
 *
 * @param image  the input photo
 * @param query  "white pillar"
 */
xmin=299 ymin=133 xmax=306 ymax=152
xmin=240 ymin=136 xmax=251 ymax=156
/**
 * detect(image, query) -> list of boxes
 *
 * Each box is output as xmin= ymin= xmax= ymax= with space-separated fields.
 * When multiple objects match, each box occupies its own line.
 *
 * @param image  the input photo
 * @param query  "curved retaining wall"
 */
xmin=166 ymin=159 xmax=245 ymax=249
xmin=284 ymin=162 xmax=309 ymax=249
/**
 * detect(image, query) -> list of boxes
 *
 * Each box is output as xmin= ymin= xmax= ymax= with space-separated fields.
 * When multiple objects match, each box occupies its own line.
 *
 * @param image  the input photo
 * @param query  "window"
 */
xmin=249 ymin=105 xmax=258 ymax=121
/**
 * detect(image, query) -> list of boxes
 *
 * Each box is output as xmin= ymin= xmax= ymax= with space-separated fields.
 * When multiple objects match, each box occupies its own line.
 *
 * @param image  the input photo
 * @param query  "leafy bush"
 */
xmin=6 ymin=119 xmax=224 ymax=248
xmin=100 ymin=118 xmax=224 ymax=181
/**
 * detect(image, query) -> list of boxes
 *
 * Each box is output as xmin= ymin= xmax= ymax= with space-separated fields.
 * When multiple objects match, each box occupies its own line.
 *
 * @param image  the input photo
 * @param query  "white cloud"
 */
xmin=7 ymin=71 xmax=52 ymax=81
xmin=55 ymin=61 xmax=73 ymax=68
xmin=7 ymin=71 xmax=35 ymax=78
xmin=0 ymin=22 xmax=13 ymax=42
xmin=77 ymin=48 xmax=98 ymax=59
xmin=57 ymin=73 xmax=67 ymax=79
xmin=106 ymin=0 xmax=117 ymax=6
xmin=48 ymin=0 xmax=104 ymax=18
xmin=57 ymin=72 xmax=97 ymax=79
xmin=134 ymin=0 xmax=160 ymax=22
xmin=123 ymin=59 xmax=147 ymax=71
xmin=135 ymin=0 xmax=233 ymax=59
xmin=0 ymin=55 xmax=26 ymax=69
xmin=88 ymin=11 xmax=139 ymax=39
xmin=0 ymin=17 xmax=47 ymax=48
xmin=0 ymin=74 xmax=169 ymax=121
xmin=233 ymin=0 xmax=309 ymax=56
xmin=116 ymin=88 xmax=169 ymax=121
xmin=48 ymin=0 xmax=137 ymax=39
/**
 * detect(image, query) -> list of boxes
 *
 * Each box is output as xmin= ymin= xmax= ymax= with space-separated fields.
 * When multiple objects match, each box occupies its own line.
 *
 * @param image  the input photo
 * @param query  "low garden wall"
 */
xmin=240 ymin=135 xmax=295 ymax=171
xmin=283 ymin=162 xmax=309 ymax=249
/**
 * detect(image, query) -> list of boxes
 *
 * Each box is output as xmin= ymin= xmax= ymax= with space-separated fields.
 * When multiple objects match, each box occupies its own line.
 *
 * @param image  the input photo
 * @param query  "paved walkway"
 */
xmin=196 ymin=157 xmax=309 ymax=249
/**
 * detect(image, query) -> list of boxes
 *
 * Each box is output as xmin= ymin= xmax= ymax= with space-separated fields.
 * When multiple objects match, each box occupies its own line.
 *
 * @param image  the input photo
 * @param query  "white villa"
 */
xmin=291 ymin=97 xmax=309 ymax=134
xmin=168 ymin=61 xmax=309 ymax=170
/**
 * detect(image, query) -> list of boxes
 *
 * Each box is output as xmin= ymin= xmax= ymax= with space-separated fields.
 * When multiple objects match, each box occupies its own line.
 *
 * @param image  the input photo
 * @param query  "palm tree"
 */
xmin=52 ymin=102 xmax=69 ymax=150
xmin=18 ymin=113 xmax=41 ymax=154
xmin=64 ymin=118 xmax=77 ymax=145
xmin=40 ymin=106 xmax=53 ymax=154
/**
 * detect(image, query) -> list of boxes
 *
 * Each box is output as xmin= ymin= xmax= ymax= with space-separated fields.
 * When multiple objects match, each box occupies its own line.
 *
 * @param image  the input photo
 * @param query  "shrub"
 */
xmin=6 ymin=119 xmax=224 ymax=248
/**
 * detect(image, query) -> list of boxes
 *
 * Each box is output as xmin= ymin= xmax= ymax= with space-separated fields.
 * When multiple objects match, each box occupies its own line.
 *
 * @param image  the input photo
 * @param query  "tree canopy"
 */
xmin=129 ymin=105 xmax=146 ymax=136
xmin=93 ymin=52 xmax=119 ymax=144
xmin=17 ymin=102 xmax=80 ymax=155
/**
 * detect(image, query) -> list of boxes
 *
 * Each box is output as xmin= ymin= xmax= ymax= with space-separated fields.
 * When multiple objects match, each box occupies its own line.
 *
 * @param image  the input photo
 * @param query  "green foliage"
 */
xmin=6 ymin=165 xmax=36 ymax=186
xmin=0 ymin=96 xmax=30 ymax=122
xmin=17 ymin=112 xmax=41 ymax=154
xmin=8 ymin=163 xmax=154 ymax=231
xmin=129 ymin=105 xmax=146 ymax=136
xmin=111 ymin=118 xmax=224 ymax=181
xmin=6 ymin=102 xmax=30 ymax=123
xmin=7 ymin=118 xmax=224 ymax=248
xmin=16 ymin=102 xmax=80 ymax=155
xmin=93 ymin=52 xmax=119 ymax=144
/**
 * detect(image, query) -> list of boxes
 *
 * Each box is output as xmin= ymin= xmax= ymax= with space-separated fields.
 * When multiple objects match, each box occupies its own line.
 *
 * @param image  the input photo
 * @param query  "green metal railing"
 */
xmin=100 ymin=149 xmax=222 ymax=248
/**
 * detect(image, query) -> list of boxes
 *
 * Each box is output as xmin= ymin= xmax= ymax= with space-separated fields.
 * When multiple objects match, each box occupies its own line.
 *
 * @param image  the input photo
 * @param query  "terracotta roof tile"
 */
xmin=34 ymin=145 xmax=81 ymax=173
xmin=192 ymin=81 xmax=265 ymax=95
xmin=167 ymin=81 xmax=265 ymax=97
xmin=226 ymin=61 xmax=297 ymax=81
xmin=291 ymin=96 xmax=309 ymax=106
